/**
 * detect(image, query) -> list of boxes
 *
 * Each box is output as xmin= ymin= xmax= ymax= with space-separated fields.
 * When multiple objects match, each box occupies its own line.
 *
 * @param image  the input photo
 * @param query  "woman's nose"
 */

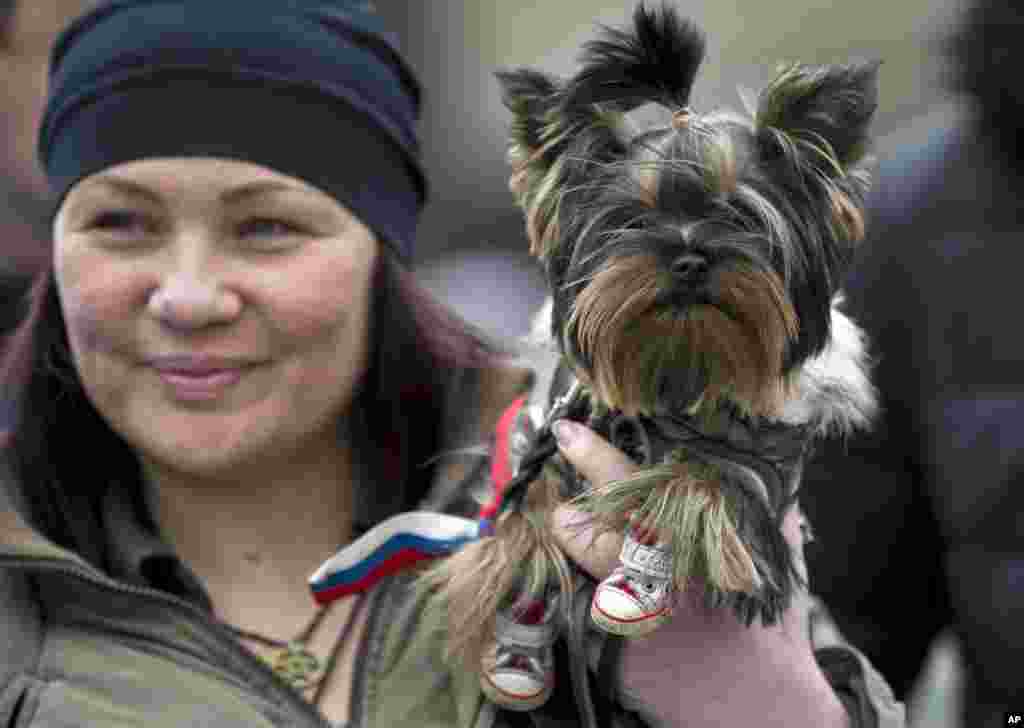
xmin=147 ymin=262 xmax=242 ymax=332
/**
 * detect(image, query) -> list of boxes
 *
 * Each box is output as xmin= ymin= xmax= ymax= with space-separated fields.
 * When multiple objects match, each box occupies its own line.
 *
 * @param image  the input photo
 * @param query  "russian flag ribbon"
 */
xmin=310 ymin=397 xmax=531 ymax=605
xmin=309 ymin=511 xmax=481 ymax=605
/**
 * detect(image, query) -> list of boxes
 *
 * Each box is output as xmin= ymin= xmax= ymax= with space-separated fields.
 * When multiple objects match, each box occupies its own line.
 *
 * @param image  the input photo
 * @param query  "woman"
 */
xmin=0 ymin=1 xmax=901 ymax=726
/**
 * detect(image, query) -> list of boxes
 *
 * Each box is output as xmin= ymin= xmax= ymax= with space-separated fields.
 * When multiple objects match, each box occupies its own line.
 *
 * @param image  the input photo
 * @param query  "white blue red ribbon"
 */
xmin=310 ymin=397 xmax=534 ymax=605
xmin=309 ymin=511 xmax=482 ymax=605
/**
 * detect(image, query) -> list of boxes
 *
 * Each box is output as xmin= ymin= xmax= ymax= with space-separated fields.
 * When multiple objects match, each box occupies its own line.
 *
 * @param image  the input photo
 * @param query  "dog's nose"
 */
xmin=672 ymin=254 xmax=708 ymax=280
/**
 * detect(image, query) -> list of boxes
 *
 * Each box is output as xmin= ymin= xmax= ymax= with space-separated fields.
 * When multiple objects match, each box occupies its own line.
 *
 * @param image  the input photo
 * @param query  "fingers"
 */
xmin=550 ymin=504 xmax=622 ymax=581
xmin=551 ymin=419 xmax=637 ymax=484
xmin=548 ymin=419 xmax=640 ymax=580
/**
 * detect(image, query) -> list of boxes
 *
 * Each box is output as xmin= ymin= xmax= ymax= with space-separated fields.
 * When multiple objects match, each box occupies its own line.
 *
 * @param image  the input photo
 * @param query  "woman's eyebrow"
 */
xmin=81 ymin=178 xmax=304 ymax=205
xmin=220 ymin=180 xmax=303 ymax=204
xmin=85 ymin=176 xmax=164 ymax=204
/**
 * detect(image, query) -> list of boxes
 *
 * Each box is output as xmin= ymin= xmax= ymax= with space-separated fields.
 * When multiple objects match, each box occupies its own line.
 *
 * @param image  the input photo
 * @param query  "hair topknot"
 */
xmin=565 ymin=3 xmax=705 ymax=113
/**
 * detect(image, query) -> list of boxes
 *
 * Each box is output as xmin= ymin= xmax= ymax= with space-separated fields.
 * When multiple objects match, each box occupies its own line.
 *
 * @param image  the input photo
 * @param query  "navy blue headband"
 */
xmin=38 ymin=0 xmax=427 ymax=262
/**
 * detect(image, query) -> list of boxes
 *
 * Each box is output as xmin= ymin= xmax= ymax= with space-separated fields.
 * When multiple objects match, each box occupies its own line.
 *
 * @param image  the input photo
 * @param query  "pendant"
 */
xmin=267 ymin=641 xmax=322 ymax=690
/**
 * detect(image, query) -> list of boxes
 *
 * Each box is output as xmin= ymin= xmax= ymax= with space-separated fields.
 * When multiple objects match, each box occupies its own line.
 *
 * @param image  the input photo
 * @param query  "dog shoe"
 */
xmin=591 ymin=525 xmax=674 ymax=637
xmin=480 ymin=595 xmax=559 ymax=711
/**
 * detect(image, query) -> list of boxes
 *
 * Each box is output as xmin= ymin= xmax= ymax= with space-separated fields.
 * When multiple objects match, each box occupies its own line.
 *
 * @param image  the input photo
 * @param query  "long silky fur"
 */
xmin=778 ymin=297 xmax=877 ymax=435
xmin=418 ymin=470 xmax=574 ymax=669
xmin=568 ymin=251 xmax=799 ymax=418
xmin=567 ymin=428 xmax=805 ymax=625
xmin=569 ymin=460 xmax=760 ymax=594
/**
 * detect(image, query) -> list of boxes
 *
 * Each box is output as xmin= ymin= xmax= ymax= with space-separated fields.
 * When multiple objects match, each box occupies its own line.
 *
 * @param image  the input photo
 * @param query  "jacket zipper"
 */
xmin=0 ymin=554 xmax=337 ymax=728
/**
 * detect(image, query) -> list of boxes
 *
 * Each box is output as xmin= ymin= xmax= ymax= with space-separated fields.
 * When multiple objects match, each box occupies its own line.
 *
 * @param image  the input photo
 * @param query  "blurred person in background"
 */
xmin=1 ymin=0 xmax=94 ymax=427
xmin=801 ymin=0 xmax=1024 ymax=724
xmin=0 ymin=0 xmax=95 ymax=269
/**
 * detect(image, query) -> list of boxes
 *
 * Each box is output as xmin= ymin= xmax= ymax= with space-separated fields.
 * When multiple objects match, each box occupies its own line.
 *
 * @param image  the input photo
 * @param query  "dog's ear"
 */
xmin=496 ymin=68 xmax=563 ymax=197
xmin=755 ymin=60 xmax=880 ymax=175
xmin=496 ymin=69 xmax=572 ymax=259
xmin=497 ymin=66 xmax=626 ymax=261
xmin=754 ymin=60 xmax=879 ymax=249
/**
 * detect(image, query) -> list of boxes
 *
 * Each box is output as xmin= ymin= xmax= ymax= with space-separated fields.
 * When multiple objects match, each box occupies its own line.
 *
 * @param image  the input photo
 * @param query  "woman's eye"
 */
xmin=238 ymin=218 xmax=306 ymax=239
xmin=87 ymin=210 xmax=151 ymax=234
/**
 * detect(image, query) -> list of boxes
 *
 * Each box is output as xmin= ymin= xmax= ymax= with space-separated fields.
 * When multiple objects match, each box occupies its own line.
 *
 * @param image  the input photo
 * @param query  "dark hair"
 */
xmin=0 ymin=268 xmax=31 ymax=336
xmin=0 ymin=249 xmax=512 ymax=566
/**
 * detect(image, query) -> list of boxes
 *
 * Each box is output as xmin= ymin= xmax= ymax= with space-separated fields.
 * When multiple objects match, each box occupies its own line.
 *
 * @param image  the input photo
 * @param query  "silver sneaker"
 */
xmin=480 ymin=595 xmax=559 ymax=711
xmin=591 ymin=528 xmax=674 ymax=636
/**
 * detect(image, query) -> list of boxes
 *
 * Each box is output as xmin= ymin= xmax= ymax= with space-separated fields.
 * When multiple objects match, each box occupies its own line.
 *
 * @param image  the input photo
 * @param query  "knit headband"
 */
xmin=38 ymin=0 xmax=427 ymax=262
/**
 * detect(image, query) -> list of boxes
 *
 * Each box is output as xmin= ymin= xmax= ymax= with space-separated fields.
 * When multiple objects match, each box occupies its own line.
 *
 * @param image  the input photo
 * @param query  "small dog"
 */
xmin=425 ymin=3 xmax=879 ymax=711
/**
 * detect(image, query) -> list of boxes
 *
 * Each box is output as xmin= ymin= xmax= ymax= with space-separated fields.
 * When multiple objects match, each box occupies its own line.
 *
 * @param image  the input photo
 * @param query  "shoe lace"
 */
xmin=609 ymin=566 xmax=671 ymax=611
xmin=493 ymin=642 xmax=547 ymax=677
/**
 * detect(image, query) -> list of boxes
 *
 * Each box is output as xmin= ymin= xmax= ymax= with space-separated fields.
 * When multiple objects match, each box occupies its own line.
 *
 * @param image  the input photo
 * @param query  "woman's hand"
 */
xmin=548 ymin=419 xmax=851 ymax=728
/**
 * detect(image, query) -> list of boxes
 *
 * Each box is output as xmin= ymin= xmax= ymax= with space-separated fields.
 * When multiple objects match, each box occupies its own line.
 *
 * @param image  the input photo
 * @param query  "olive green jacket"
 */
xmin=0 ymin=350 xmax=904 ymax=728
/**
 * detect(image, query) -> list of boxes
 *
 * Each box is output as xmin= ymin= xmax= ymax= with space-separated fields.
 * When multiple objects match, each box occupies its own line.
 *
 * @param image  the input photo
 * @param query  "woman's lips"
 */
xmin=154 ymin=367 xmax=246 ymax=401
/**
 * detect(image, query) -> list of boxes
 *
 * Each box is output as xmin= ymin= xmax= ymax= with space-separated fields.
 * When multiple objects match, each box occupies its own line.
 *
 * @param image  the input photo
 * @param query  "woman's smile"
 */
xmin=153 ymin=365 xmax=247 ymax=402
xmin=148 ymin=354 xmax=262 ymax=402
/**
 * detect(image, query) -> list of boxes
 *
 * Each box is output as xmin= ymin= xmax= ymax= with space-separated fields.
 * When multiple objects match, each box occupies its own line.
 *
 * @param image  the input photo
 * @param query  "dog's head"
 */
xmin=501 ymin=4 xmax=878 ymax=421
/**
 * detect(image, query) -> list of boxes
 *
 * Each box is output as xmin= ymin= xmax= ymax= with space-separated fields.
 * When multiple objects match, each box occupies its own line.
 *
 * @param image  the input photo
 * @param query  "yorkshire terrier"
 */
xmin=424 ymin=3 xmax=879 ymax=711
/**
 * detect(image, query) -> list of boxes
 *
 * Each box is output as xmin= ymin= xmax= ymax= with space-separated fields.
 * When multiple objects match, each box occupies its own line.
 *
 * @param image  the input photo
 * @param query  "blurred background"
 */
xmin=0 ymin=0 xmax=973 ymax=724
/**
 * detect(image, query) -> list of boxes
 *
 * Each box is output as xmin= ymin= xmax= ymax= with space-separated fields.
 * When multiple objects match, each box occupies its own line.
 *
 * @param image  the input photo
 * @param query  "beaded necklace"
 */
xmin=228 ymin=590 xmax=369 ymax=705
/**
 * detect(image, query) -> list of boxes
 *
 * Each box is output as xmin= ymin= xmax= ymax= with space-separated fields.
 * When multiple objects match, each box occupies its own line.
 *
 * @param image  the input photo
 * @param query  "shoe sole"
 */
xmin=590 ymin=599 xmax=671 ymax=637
xmin=479 ymin=672 xmax=553 ymax=712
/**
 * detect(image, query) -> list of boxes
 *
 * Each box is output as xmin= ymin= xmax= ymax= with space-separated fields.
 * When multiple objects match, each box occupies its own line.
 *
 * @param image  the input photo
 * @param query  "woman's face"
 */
xmin=53 ymin=158 xmax=379 ymax=477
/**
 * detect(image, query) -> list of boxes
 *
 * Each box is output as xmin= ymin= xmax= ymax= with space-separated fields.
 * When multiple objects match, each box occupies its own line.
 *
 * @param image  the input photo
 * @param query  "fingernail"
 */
xmin=552 ymin=419 xmax=578 ymax=448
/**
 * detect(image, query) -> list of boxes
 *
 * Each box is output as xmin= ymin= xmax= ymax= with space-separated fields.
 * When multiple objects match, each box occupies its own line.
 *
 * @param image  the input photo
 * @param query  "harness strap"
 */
xmin=480 ymin=396 xmax=528 ymax=522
